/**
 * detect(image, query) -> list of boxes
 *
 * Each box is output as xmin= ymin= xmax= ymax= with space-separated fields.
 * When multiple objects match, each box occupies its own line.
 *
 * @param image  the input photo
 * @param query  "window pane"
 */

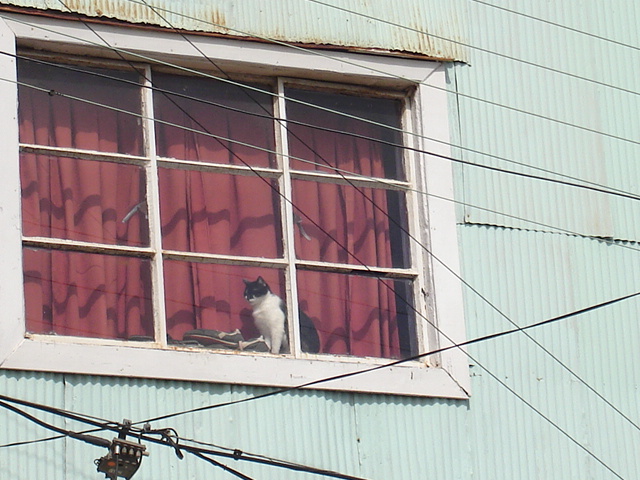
xmin=297 ymin=270 xmax=416 ymax=359
xmin=18 ymin=58 xmax=143 ymax=156
xmin=153 ymin=73 xmax=276 ymax=168
xmin=285 ymin=88 xmax=405 ymax=180
xmin=292 ymin=180 xmax=410 ymax=268
xmin=159 ymin=169 xmax=283 ymax=257
xmin=23 ymin=248 xmax=153 ymax=340
xmin=163 ymin=261 xmax=288 ymax=352
xmin=20 ymin=154 xmax=149 ymax=247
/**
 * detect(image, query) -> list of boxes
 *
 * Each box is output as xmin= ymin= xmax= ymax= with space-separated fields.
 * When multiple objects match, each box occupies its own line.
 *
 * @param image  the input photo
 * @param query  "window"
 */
xmin=0 ymin=13 xmax=468 ymax=398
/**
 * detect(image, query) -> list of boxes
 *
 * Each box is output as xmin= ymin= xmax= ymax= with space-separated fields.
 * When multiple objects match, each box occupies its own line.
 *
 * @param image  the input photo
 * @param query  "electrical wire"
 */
xmin=14 ymin=60 xmax=640 ymax=440
xmin=7 ymin=8 xmax=640 ymax=454
xmin=301 ymin=0 xmax=640 ymax=97
xmin=4 ymin=11 xmax=639 ymax=201
xmin=469 ymin=0 xmax=640 ymax=52
xmin=2 ymin=9 xmax=636 ymax=478
xmin=5 ymin=0 xmax=640 ymax=192
xmin=139 ymin=288 xmax=640 ymax=420
xmin=15 ymin=70 xmax=640 ymax=440
xmin=9 ymin=53 xmax=640 ymax=252
xmin=9 ymin=43 xmax=640 ymax=442
xmin=134 ymin=289 xmax=640 ymax=480
xmin=113 ymin=0 xmax=640 ymax=152
xmin=188 ymin=451 xmax=256 ymax=480
xmin=0 ymin=395 xmax=373 ymax=480
xmin=0 ymin=400 xmax=112 ymax=449
xmin=119 ymin=7 xmax=640 ymax=443
xmin=9 ymin=50 xmax=640 ymax=206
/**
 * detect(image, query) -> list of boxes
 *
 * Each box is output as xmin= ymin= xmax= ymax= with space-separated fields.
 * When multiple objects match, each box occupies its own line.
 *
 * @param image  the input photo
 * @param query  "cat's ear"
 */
xmin=256 ymin=276 xmax=266 ymax=284
xmin=243 ymin=278 xmax=250 ymax=285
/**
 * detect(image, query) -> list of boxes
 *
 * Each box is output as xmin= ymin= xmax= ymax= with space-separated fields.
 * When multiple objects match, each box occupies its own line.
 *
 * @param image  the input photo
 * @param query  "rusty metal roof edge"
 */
xmin=0 ymin=5 xmax=457 ymax=62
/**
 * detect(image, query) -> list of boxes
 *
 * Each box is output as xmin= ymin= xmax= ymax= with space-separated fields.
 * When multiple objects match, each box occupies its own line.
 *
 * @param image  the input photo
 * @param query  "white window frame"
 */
xmin=0 ymin=12 xmax=469 ymax=398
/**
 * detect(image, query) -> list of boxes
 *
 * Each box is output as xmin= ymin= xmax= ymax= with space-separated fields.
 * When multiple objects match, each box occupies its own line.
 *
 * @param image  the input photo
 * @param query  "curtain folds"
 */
xmin=19 ymin=62 xmax=408 ymax=358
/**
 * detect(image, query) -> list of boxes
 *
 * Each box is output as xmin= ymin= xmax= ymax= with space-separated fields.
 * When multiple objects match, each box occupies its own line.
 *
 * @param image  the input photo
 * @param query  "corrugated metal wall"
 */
xmin=2 ymin=1 xmax=640 ymax=479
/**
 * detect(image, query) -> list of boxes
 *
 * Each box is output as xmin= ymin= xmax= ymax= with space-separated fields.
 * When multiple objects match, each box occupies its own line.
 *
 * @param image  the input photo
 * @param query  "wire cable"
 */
xmin=135 ymin=290 xmax=640 ymax=480
xmin=139 ymin=288 xmax=640 ymax=420
xmin=118 ymin=0 xmax=640 ymax=148
xmin=14 ymin=59 xmax=640 ymax=439
xmin=2 ymin=12 xmax=636 ymax=480
xmin=188 ymin=451 xmax=256 ymax=480
xmin=301 ymin=0 xmax=640 ymax=98
xmin=13 ymin=35 xmax=640 ymax=440
xmin=4 ymin=14 xmax=639 ymax=200
xmin=470 ymin=0 xmax=640 ymax=52
xmin=0 ymin=395 xmax=373 ymax=480
xmin=9 ymin=53 xmax=640 ymax=247
xmin=9 ymin=11 xmax=640 ymax=445
xmin=10 ymin=58 xmax=640 ymax=443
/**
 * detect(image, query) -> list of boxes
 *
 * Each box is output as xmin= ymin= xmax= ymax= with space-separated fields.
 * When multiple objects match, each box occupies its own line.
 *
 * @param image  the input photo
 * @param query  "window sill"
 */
xmin=0 ymin=336 xmax=469 ymax=398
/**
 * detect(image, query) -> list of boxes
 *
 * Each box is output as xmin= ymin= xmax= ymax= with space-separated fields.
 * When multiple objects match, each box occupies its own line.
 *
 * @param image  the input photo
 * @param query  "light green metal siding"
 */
xmin=457 ymin=0 xmax=640 ymax=241
xmin=1 ymin=1 xmax=640 ymax=480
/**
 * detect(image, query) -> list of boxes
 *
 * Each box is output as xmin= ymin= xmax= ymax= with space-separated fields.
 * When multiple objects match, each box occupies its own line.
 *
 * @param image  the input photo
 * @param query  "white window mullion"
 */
xmin=275 ymin=78 xmax=302 ymax=356
xmin=142 ymin=66 xmax=168 ymax=347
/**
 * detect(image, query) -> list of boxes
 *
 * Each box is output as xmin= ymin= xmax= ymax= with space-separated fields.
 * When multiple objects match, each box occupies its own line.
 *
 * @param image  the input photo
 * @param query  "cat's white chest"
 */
xmin=249 ymin=293 xmax=286 ymax=353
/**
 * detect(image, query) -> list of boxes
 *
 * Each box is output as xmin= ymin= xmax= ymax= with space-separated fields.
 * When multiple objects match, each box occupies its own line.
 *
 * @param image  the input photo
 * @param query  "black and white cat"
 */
xmin=243 ymin=277 xmax=320 ymax=354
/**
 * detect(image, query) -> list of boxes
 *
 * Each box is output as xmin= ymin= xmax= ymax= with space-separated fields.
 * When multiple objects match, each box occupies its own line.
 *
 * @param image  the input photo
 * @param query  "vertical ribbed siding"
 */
xmin=0 ymin=372 xmax=67 ymax=480
xmin=457 ymin=0 xmax=640 ymax=241
xmin=459 ymin=225 xmax=640 ymax=479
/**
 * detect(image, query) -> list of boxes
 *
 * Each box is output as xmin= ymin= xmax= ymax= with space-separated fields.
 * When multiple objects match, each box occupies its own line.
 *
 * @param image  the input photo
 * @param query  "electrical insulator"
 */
xmin=95 ymin=438 xmax=148 ymax=480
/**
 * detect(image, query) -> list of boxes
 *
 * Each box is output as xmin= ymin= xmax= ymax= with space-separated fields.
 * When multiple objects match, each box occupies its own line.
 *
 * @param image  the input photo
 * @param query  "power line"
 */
xmin=135 ymin=290 xmax=640 ymax=480
xmin=10 ymin=71 xmax=639 ymax=206
xmin=10 ymin=53 xmax=640 ymax=246
xmin=11 ymin=10 xmax=640 ymax=443
xmin=114 ymin=0 xmax=640 ymax=168
xmin=0 ymin=395 xmax=372 ymax=480
xmin=1 ymin=277 xmax=637 ymax=480
xmin=120 ymin=7 xmax=640 ymax=442
xmin=301 ymin=0 xmax=640 ymax=98
xmin=139 ymin=289 xmax=640 ymax=421
xmin=3 ymin=10 xmax=636 ymax=476
xmin=470 ymin=0 xmax=640 ymax=52
xmin=4 ymin=14 xmax=639 ymax=201
xmin=15 ymin=73 xmax=640 ymax=436
xmin=12 ymin=45 xmax=640 ymax=438
xmin=14 ymin=58 xmax=640 ymax=437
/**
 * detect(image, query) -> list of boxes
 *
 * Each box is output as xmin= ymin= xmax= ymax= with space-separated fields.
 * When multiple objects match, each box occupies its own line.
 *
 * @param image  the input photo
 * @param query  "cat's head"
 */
xmin=243 ymin=276 xmax=271 ymax=303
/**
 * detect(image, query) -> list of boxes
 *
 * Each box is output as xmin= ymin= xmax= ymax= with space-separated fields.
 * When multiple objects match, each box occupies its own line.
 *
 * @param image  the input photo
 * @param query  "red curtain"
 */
xmin=153 ymin=74 xmax=282 ymax=342
xmin=18 ymin=60 xmax=152 ymax=339
xmin=19 ymin=61 xmax=409 ymax=358
xmin=287 ymin=89 xmax=408 ymax=358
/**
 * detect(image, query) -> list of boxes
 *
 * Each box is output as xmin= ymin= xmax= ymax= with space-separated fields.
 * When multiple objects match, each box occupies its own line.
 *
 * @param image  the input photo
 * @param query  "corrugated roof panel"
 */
xmin=0 ymin=0 xmax=469 ymax=60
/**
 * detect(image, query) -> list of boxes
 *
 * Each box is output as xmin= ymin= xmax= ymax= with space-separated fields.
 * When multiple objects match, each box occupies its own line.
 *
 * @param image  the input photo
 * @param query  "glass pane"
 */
xmin=297 ymin=270 xmax=416 ymax=359
xmin=286 ymin=88 xmax=405 ymax=180
xmin=23 ymin=248 xmax=153 ymax=340
xmin=292 ymin=179 xmax=410 ymax=268
xmin=159 ymin=169 xmax=283 ymax=257
xmin=163 ymin=261 xmax=289 ymax=353
xmin=20 ymin=154 xmax=149 ymax=247
xmin=153 ymin=73 xmax=276 ymax=168
xmin=18 ymin=58 xmax=143 ymax=156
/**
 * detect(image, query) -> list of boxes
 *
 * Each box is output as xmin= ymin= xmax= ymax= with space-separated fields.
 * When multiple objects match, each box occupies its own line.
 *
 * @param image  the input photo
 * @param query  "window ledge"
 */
xmin=1 ymin=336 xmax=469 ymax=398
